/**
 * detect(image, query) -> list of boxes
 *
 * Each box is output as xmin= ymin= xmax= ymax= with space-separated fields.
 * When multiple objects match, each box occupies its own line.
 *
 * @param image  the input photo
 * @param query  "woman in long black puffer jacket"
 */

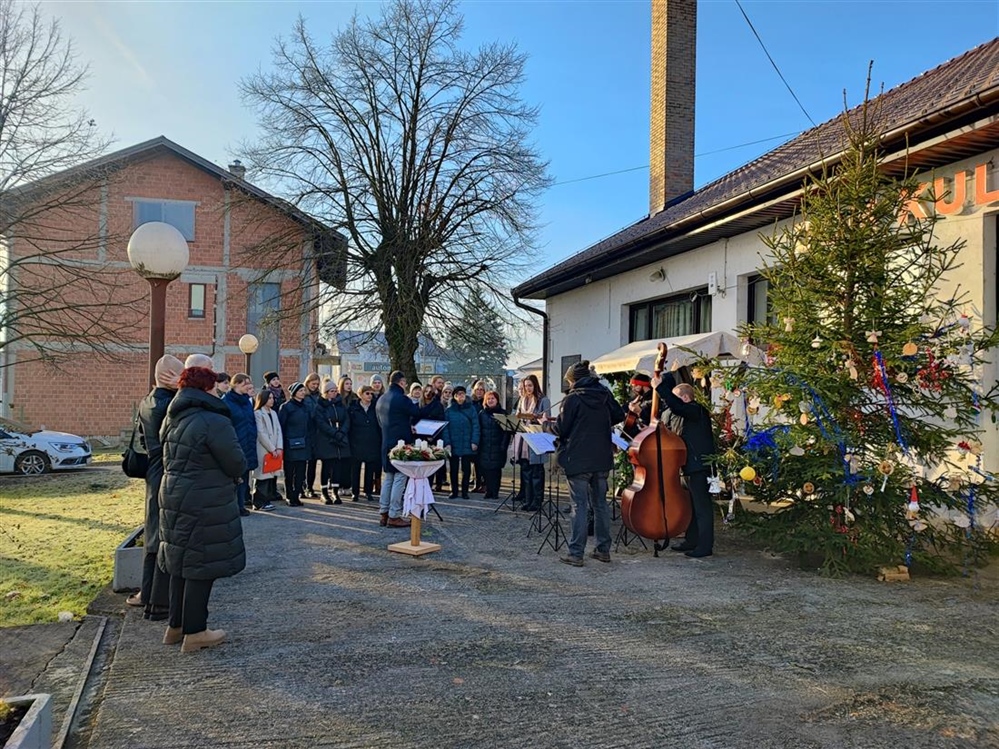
xmin=158 ymin=366 xmax=247 ymax=653
xmin=477 ymin=390 xmax=512 ymax=500
xmin=278 ymin=382 xmax=312 ymax=506
xmin=348 ymin=385 xmax=382 ymax=501
xmin=314 ymin=380 xmax=352 ymax=503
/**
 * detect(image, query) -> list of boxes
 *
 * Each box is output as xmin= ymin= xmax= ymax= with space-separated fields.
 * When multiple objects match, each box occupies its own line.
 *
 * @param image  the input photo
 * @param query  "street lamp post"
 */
xmin=127 ymin=222 xmax=189 ymax=388
xmin=238 ymin=334 xmax=259 ymax=376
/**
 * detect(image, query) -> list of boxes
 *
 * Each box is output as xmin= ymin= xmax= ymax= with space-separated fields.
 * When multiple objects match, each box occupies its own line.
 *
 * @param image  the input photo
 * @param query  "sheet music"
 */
xmin=521 ymin=432 xmax=557 ymax=455
xmin=611 ymin=432 xmax=631 ymax=451
xmin=413 ymin=419 xmax=447 ymax=438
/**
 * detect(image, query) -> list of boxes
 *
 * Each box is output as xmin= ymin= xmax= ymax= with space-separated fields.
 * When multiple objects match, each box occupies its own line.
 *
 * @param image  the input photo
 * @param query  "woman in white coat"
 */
xmin=252 ymin=389 xmax=284 ymax=511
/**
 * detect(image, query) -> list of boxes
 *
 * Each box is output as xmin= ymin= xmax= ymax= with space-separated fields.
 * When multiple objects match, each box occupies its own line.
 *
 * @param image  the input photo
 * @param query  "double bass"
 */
xmin=619 ymin=342 xmax=692 ymax=552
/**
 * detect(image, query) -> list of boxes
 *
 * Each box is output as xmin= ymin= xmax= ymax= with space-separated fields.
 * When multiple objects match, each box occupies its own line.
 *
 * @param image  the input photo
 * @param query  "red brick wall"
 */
xmin=6 ymin=149 xmax=317 ymax=438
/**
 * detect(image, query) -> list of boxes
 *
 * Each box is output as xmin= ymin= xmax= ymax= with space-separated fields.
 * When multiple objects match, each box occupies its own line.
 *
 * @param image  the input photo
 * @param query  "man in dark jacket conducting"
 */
xmin=375 ymin=370 xmax=422 ymax=528
xmin=555 ymin=360 xmax=625 ymax=567
xmin=653 ymin=369 xmax=717 ymax=558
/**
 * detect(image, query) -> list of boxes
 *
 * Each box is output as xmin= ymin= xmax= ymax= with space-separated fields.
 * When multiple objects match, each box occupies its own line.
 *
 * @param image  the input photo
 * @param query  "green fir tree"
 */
xmin=445 ymin=288 xmax=512 ymax=377
xmin=716 ymin=101 xmax=999 ymax=575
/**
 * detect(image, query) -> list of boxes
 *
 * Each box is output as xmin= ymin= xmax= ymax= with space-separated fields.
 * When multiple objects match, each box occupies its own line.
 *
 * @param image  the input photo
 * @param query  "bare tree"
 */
xmin=0 ymin=0 xmax=138 ymax=371
xmin=239 ymin=0 xmax=550 ymax=379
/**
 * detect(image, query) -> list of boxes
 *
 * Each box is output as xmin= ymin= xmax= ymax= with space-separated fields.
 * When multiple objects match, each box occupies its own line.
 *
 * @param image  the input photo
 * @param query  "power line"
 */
xmin=551 ymin=130 xmax=801 ymax=187
xmin=734 ymin=0 xmax=817 ymax=128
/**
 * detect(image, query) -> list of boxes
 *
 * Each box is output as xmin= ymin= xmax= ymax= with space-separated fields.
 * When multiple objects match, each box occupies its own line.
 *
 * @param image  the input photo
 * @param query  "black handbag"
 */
xmin=288 ymin=436 xmax=307 ymax=450
xmin=121 ymin=417 xmax=149 ymax=479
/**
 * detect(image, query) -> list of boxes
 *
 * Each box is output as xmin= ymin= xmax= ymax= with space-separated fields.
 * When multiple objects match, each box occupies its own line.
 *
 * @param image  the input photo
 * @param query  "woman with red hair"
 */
xmin=158 ymin=366 xmax=247 ymax=653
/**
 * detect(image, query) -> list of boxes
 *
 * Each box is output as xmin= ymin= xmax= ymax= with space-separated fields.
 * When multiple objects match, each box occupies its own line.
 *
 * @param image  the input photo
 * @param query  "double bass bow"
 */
xmin=618 ymin=343 xmax=693 ymax=554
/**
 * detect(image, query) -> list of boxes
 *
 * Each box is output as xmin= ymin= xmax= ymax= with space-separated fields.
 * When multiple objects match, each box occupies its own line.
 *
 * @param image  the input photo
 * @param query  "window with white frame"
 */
xmin=133 ymin=199 xmax=196 ymax=241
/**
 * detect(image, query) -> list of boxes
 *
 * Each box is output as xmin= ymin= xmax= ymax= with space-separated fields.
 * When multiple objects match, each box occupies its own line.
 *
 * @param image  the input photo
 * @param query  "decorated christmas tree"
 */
xmin=715 ymin=99 xmax=999 ymax=574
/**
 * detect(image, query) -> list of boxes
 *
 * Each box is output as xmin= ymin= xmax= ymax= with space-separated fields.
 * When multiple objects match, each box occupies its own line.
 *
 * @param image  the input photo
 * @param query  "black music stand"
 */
xmin=492 ymin=414 xmax=524 ymax=514
xmin=524 ymin=450 xmax=568 ymax=554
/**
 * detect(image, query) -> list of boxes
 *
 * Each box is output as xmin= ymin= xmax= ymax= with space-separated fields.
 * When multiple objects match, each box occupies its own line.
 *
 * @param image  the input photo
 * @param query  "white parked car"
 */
xmin=0 ymin=425 xmax=92 ymax=475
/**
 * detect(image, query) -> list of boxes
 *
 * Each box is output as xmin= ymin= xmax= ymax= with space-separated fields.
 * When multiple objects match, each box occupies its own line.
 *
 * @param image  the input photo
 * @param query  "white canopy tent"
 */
xmin=589 ymin=331 xmax=763 ymax=375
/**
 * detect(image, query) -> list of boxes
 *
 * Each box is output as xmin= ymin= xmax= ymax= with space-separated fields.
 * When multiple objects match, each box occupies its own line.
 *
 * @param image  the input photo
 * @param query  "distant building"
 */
xmin=1 ymin=136 xmax=344 ymax=438
xmin=327 ymin=330 xmax=449 ymax=385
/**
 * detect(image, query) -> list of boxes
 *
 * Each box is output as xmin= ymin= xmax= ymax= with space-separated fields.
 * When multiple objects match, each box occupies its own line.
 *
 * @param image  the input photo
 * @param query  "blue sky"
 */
xmin=50 ymin=0 xmax=999 ymax=364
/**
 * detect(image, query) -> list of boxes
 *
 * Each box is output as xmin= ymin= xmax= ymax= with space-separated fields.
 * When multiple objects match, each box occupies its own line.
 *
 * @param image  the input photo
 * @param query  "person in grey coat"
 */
xmin=158 ymin=366 xmax=247 ymax=653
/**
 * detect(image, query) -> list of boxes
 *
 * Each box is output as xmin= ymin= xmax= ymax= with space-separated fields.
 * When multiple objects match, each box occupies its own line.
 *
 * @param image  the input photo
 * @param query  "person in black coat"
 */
xmin=417 ymin=386 xmax=447 ymax=492
xmin=555 ymin=360 xmax=625 ymax=566
xmin=302 ymin=373 xmax=323 ymax=498
xmin=348 ymin=386 xmax=382 ymax=501
xmin=130 ymin=354 xmax=184 ymax=620
xmin=477 ymin=390 xmax=511 ymax=500
xmin=654 ymin=367 xmax=718 ymax=558
xmin=314 ymin=380 xmax=352 ymax=504
xmin=375 ymin=370 xmax=426 ymax=528
xmin=158 ymin=366 xmax=247 ymax=653
xmin=222 ymin=374 xmax=259 ymax=517
xmin=278 ymin=382 xmax=311 ymax=506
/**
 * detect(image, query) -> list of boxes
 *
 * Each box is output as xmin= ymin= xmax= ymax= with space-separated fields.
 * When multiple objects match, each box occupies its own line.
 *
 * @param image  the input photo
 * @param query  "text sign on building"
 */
xmin=901 ymin=162 xmax=999 ymax=220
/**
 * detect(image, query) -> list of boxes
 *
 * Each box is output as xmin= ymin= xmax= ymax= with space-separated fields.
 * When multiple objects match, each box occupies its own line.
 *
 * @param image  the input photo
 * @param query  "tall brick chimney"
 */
xmin=649 ymin=0 xmax=696 ymax=216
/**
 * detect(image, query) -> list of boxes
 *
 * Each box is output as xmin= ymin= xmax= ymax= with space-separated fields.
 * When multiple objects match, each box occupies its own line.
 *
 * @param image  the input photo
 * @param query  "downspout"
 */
xmin=512 ymin=293 xmax=549 ymax=396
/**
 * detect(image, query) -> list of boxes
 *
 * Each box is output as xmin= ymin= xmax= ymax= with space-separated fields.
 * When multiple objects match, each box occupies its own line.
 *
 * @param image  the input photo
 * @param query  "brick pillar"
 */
xmin=649 ymin=0 xmax=697 ymax=216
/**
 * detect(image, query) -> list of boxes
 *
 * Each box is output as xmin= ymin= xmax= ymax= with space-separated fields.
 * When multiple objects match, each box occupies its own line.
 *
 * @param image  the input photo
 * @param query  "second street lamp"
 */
xmin=239 ymin=334 xmax=259 ymax=375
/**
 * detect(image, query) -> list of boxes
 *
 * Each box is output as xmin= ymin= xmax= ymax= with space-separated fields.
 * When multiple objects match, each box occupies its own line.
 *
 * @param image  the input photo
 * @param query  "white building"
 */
xmin=513 ymin=3 xmax=999 ymax=466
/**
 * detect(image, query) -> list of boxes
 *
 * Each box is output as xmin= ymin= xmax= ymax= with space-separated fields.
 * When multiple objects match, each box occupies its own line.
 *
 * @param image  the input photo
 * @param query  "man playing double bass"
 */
xmin=652 ymin=370 xmax=717 ymax=558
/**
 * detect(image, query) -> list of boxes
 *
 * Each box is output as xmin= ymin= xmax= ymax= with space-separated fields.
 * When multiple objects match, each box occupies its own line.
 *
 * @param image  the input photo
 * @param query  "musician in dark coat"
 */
xmin=278 ymin=382 xmax=311 ymax=506
xmin=555 ymin=360 xmax=625 ymax=566
xmin=158 ymin=366 xmax=247 ymax=652
xmin=654 ymin=369 xmax=717 ymax=558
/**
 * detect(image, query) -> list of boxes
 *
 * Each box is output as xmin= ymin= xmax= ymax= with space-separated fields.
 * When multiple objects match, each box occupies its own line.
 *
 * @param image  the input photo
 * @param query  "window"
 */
xmin=747 ymin=275 xmax=774 ymax=326
xmin=629 ymin=290 xmax=711 ymax=342
xmin=188 ymin=284 xmax=206 ymax=319
xmin=560 ymin=354 xmax=581 ymax=393
xmin=133 ymin=200 xmax=196 ymax=241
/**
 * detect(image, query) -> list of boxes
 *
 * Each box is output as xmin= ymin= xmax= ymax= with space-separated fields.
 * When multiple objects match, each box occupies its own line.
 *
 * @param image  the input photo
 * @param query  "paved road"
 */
xmin=81 ymin=492 xmax=999 ymax=748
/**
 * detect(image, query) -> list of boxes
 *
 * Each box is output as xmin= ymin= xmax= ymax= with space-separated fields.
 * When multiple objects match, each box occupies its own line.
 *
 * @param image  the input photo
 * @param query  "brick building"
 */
xmin=0 ymin=136 xmax=343 ymax=438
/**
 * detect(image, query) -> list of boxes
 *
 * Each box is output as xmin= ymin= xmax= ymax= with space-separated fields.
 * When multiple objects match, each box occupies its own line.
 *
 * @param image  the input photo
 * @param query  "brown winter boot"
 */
xmin=380 ymin=512 xmax=389 ymax=526
xmin=387 ymin=516 xmax=411 ymax=528
xmin=181 ymin=628 xmax=227 ymax=653
xmin=163 ymin=626 xmax=183 ymax=645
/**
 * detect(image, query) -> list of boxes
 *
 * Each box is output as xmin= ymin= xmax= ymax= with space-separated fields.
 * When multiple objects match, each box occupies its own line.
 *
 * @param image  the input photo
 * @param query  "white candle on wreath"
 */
xmin=396 ymin=440 xmax=405 ymax=448
xmin=437 ymin=439 xmax=444 ymax=449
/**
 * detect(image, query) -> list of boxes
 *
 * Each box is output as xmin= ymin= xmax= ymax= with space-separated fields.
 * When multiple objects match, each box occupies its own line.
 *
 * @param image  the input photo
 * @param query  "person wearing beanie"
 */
xmin=314 ymin=379 xmax=352 ymax=504
xmin=184 ymin=354 xmax=215 ymax=370
xmin=278 ymin=382 xmax=311 ymax=506
xmin=555 ymin=360 xmax=625 ymax=567
xmin=624 ymin=372 xmax=654 ymax=438
xmin=263 ymin=371 xmax=286 ymax=412
xmin=128 ymin=354 xmax=184 ymax=618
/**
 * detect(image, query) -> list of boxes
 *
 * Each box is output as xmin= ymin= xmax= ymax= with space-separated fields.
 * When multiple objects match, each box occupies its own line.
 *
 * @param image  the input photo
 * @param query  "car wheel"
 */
xmin=15 ymin=450 xmax=50 ymax=475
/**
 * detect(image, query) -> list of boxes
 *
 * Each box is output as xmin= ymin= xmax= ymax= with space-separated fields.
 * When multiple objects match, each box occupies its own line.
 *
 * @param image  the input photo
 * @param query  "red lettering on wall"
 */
xmin=934 ymin=172 xmax=966 ymax=215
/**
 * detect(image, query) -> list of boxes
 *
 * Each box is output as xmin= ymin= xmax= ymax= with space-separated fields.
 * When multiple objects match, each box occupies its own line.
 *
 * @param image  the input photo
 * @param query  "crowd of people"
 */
xmin=126 ymin=353 xmax=717 ymax=653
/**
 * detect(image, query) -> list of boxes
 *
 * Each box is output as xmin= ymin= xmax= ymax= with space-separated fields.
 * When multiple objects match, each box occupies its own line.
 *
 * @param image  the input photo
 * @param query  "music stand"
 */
xmin=492 ymin=413 xmax=524 ymax=514
xmin=518 ymin=433 xmax=565 ymax=553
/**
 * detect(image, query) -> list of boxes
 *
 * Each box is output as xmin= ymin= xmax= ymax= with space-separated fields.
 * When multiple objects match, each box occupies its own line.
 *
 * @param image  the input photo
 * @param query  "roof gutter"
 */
xmin=512 ymin=293 xmax=549 ymax=397
xmin=520 ymin=86 xmax=999 ymax=298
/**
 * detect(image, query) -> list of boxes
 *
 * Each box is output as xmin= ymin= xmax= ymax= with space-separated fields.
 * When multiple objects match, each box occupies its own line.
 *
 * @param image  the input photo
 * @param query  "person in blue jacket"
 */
xmin=222 ymin=373 xmax=258 ymax=517
xmin=375 ymin=370 xmax=422 ymax=528
xmin=443 ymin=386 xmax=480 ymax=499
